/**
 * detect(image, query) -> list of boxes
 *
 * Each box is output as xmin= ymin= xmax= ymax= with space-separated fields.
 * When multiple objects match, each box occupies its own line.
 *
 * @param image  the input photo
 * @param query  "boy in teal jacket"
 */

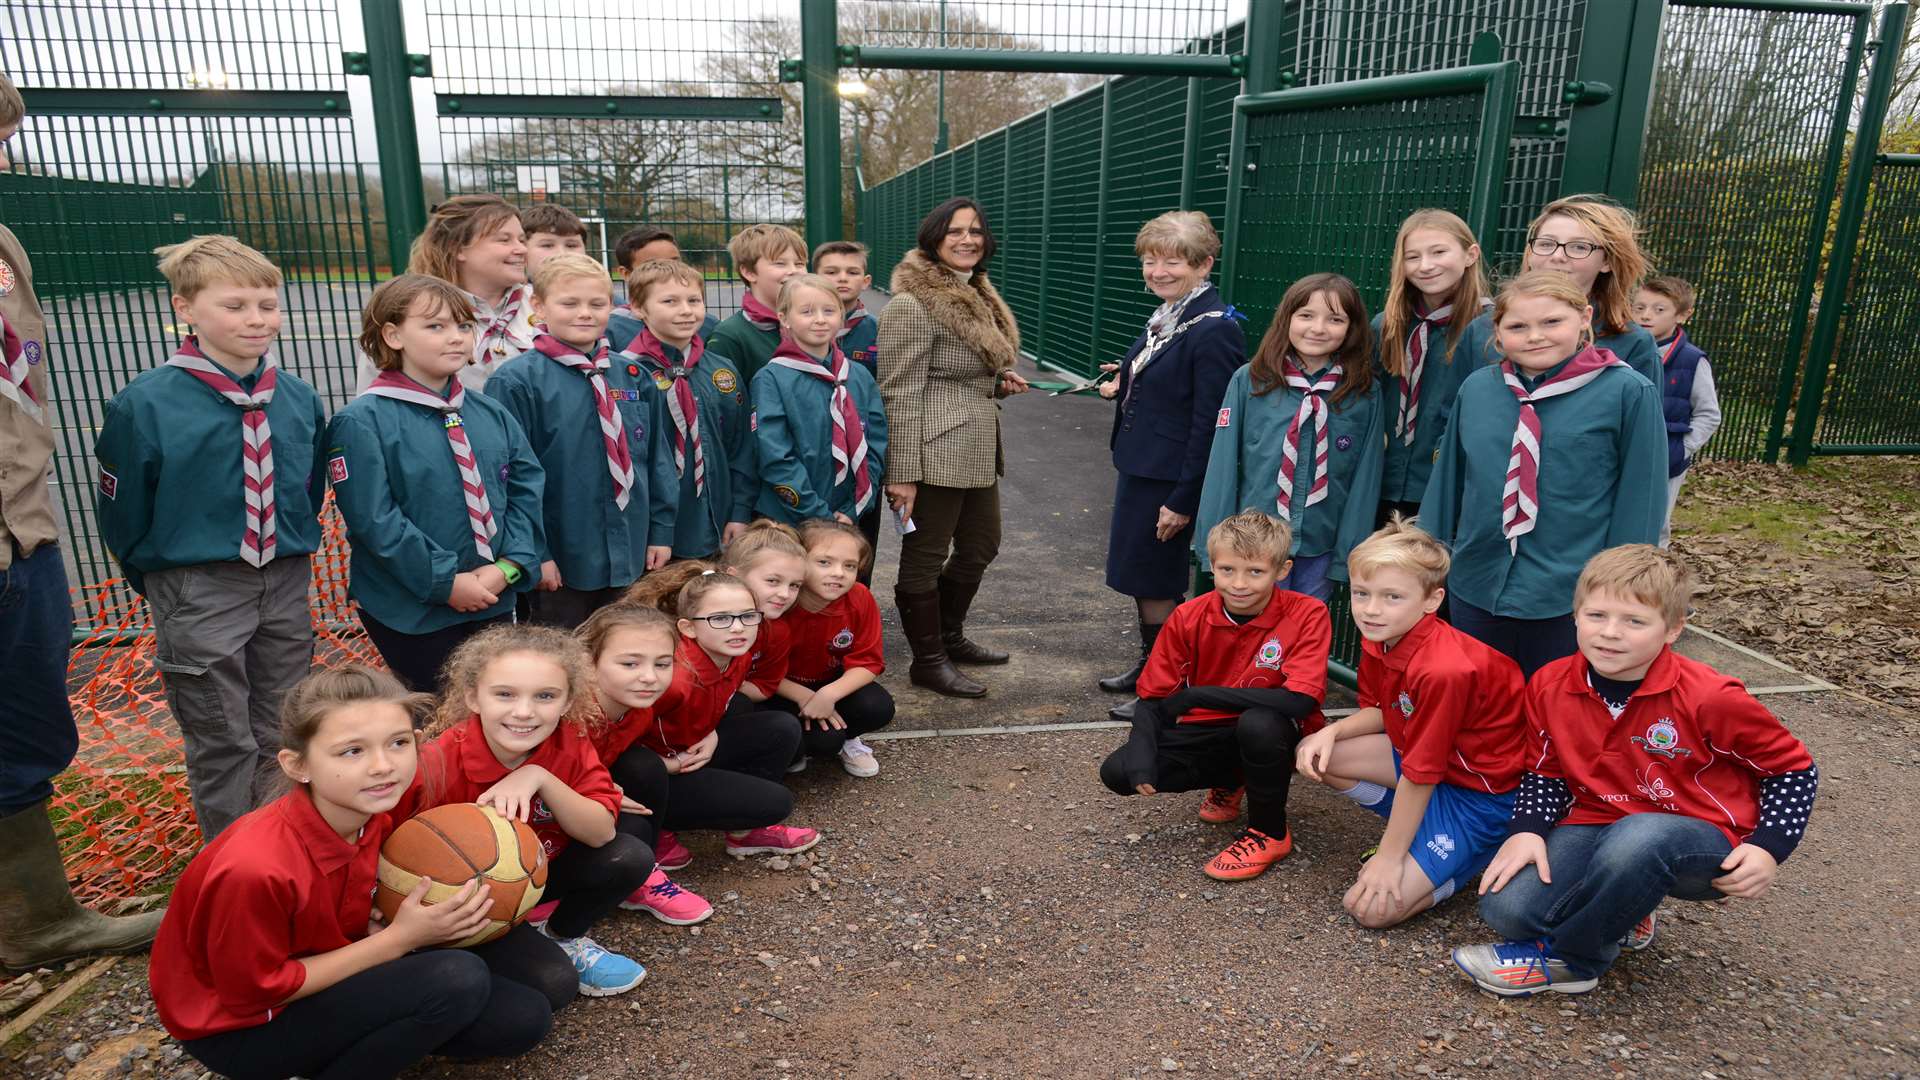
xmin=707 ymin=223 xmax=806 ymax=384
xmin=751 ymin=274 xmax=888 ymax=525
xmin=328 ymin=275 xmax=546 ymax=691
xmin=93 ymin=236 xmax=327 ymax=839
xmin=616 ymin=258 xmax=756 ymax=557
xmin=486 ymin=254 xmax=678 ymax=628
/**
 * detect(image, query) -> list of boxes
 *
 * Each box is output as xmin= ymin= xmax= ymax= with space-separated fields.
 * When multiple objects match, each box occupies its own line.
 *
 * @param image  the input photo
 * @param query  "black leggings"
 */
xmin=609 ymin=707 xmax=800 ymax=834
xmin=358 ymin=611 xmax=513 ymax=695
xmin=1099 ymin=707 xmax=1303 ymax=837
xmin=543 ymin=833 xmax=654 ymax=939
xmin=180 ymin=927 xmax=572 ymax=1079
xmin=757 ymin=680 xmax=895 ymax=757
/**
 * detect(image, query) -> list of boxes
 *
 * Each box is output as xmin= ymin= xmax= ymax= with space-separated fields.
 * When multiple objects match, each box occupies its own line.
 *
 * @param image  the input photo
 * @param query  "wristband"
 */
xmin=493 ymin=558 xmax=524 ymax=585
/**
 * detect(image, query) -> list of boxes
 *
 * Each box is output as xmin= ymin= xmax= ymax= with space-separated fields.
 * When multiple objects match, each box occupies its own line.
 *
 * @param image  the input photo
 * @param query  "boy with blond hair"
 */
xmin=2 ymin=71 xmax=167 ymax=967
xmin=94 ymin=235 xmax=329 ymax=839
xmin=616 ymin=258 xmax=755 ymax=557
xmin=708 ymin=223 xmax=806 ymax=383
xmin=812 ymin=240 xmax=877 ymax=376
xmin=1296 ymin=516 xmax=1527 ymax=928
xmin=485 ymin=253 xmax=678 ymax=627
xmin=1454 ymin=545 xmax=1818 ymax=996
xmin=1099 ymin=510 xmax=1330 ymax=882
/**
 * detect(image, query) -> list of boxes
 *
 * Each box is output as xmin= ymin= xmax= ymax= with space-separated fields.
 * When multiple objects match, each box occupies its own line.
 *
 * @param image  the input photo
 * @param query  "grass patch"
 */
xmin=1672 ymin=497 xmax=1850 ymax=555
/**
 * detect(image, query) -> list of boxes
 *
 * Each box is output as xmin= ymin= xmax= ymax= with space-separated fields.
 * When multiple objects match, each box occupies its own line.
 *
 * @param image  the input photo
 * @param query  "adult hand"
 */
xmin=998 ymin=370 xmax=1031 ymax=396
xmin=1154 ymin=506 xmax=1192 ymax=542
xmin=886 ymin=483 xmax=917 ymax=522
xmin=1097 ymin=362 xmax=1121 ymax=399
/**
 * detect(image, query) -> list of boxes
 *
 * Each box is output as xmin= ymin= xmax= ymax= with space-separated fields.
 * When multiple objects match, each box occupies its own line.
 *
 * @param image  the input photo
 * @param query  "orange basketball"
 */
xmin=374 ymin=803 xmax=548 ymax=947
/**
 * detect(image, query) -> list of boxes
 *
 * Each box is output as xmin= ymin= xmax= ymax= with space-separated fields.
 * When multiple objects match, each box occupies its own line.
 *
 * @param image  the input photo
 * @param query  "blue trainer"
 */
xmin=548 ymin=931 xmax=647 ymax=996
xmin=1452 ymin=940 xmax=1599 ymax=997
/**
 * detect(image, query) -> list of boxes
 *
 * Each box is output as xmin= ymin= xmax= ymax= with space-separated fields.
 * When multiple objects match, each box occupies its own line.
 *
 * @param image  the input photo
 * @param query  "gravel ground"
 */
xmin=8 ymin=365 xmax=1917 ymax=1079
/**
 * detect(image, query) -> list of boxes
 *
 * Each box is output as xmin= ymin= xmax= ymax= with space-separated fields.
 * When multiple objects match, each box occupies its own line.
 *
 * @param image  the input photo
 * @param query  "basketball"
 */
xmin=374 ymin=803 xmax=549 ymax=947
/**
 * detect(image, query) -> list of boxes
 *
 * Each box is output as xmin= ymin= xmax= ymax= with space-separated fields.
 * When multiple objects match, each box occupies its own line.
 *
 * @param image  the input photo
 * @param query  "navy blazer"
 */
xmin=1108 ymin=284 xmax=1247 ymax=516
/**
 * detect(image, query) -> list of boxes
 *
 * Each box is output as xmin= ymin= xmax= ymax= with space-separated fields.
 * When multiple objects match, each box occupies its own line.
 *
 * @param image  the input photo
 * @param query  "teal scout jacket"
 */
xmin=1373 ymin=309 xmax=1496 ymax=505
xmin=618 ymin=333 xmax=756 ymax=557
xmin=749 ymin=353 xmax=888 ymax=524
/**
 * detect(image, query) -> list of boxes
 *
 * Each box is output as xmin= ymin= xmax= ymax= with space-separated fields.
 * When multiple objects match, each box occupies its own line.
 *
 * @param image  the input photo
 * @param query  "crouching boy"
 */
xmin=1099 ymin=510 xmax=1330 ymax=882
xmin=1453 ymin=545 xmax=1818 ymax=996
xmin=1296 ymin=516 xmax=1527 ymax=928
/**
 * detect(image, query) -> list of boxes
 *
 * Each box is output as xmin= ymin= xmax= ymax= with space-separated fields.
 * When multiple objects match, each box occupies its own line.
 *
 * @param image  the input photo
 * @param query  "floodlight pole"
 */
xmin=800 ymin=0 xmax=844 ymax=247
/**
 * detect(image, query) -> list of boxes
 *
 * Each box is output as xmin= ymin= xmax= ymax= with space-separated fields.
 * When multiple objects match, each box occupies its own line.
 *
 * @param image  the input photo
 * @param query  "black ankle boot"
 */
xmin=1098 ymin=619 xmax=1163 ymax=693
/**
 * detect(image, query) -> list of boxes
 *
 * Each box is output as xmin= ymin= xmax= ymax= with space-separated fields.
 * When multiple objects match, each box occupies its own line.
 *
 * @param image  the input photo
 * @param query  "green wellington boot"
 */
xmin=0 ymin=800 xmax=166 ymax=971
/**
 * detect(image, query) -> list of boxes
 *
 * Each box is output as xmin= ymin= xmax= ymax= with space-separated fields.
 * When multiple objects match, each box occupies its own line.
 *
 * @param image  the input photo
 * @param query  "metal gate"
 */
xmin=0 ymin=0 xmax=379 ymax=623
xmin=1219 ymin=48 xmax=1519 ymax=674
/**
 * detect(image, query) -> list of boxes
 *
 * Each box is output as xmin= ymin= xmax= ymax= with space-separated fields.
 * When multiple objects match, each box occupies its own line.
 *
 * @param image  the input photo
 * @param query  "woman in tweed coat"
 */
xmin=877 ymin=197 xmax=1030 ymax=698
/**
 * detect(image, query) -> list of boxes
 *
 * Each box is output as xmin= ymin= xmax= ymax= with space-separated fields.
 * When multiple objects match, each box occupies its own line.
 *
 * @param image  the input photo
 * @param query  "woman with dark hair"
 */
xmin=876 ymin=197 xmax=1030 ymax=699
xmin=1095 ymin=211 xmax=1246 ymax=721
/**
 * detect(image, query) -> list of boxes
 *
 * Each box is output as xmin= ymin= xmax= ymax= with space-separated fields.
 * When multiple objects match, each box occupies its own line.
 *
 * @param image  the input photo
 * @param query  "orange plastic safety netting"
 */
xmin=54 ymin=496 xmax=381 ymax=905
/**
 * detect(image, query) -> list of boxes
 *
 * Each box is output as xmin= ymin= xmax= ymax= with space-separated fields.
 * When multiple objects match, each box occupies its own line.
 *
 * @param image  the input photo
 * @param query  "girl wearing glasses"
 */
xmin=622 ymin=563 xmax=821 ymax=860
xmin=1469 ymin=196 xmax=1660 ymax=388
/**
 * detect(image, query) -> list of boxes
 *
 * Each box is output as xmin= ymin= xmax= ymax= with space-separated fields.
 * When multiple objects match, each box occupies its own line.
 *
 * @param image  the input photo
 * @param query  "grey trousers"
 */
xmin=147 ymin=557 xmax=315 ymax=840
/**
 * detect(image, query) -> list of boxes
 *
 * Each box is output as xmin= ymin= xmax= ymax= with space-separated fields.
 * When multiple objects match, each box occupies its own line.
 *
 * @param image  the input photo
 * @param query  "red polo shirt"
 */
xmin=744 ymin=616 xmax=792 ymax=698
xmin=1357 ymin=612 xmax=1526 ymax=793
xmin=640 ymin=637 xmax=750 ymax=755
xmin=1137 ymin=588 xmax=1330 ymax=732
xmin=590 ymin=678 xmax=689 ymax=766
xmin=1525 ymin=648 xmax=1815 ymax=847
xmin=784 ymin=583 xmax=885 ymax=685
xmin=150 ymin=788 xmax=391 ymax=1040
xmin=410 ymin=715 xmax=621 ymax=860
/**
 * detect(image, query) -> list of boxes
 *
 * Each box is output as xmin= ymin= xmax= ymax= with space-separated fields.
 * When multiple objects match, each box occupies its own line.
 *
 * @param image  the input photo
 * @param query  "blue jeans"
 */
xmin=1478 ymin=813 xmax=1731 ymax=979
xmin=0 ymin=543 xmax=79 ymax=816
xmin=1280 ymin=552 xmax=1334 ymax=603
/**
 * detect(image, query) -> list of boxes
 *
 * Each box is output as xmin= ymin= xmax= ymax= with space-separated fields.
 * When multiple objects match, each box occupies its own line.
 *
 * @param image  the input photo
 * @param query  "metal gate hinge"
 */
xmin=1562 ymin=80 xmax=1613 ymax=106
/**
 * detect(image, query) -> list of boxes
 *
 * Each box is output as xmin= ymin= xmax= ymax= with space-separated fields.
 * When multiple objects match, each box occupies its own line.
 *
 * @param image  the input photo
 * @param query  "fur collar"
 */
xmin=890 ymin=250 xmax=1021 ymax=372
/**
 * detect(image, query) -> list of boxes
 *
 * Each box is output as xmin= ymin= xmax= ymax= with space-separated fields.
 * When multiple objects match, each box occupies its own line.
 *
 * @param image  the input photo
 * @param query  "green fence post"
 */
xmin=359 ymin=0 xmax=427 ymax=271
xmin=1035 ymin=104 xmax=1056 ymax=364
xmin=721 ymin=163 xmax=734 ymax=275
xmin=800 ymin=0 xmax=842 ymax=248
xmin=1788 ymin=2 xmax=1908 ymax=467
xmin=1561 ymin=0 xmax=1664 ymax=201
xmin=1766 ymin=9 xmax=1873 ymax=463
xmin=1088 ymin=81 xmax=1115 ymax=373
xmin=1178 ymin=77 xmax=1204 ymax=210
xmin=1242 ymin=0 xmax=1286 ymax=97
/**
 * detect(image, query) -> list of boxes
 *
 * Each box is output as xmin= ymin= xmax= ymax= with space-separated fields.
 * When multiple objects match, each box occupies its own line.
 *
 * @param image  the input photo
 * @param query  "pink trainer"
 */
xmin=524 ymin=898 xmax=559 ymax=926
xmin=620 ymin=867 xmax=713 ymax=925
xmin=724 ymin=824 xmax=820 ymax=858
xmin=655 ymin=830 xmax=692 ymax=871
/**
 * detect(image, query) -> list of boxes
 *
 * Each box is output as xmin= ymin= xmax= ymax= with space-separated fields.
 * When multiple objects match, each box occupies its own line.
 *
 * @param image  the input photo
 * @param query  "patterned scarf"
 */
xmin=472 ymin=283 xmax=535 ymax=366
xmin=1130 ymin=282 xmax=1212 ymax=378
xmin=741 ymin=293 xmax=782 ymax=333
xmin=1276 ymin=356 xmax=1343 ymax=522
xmin=1500 ymin=345 xmax=1625 ymax=551
xmin=165 ymin=337 xmax=278 ymax=567
xmin=837 ymin=300 xmax=871 ymax=343
xmin=360 ymin=372 xmax=499 ymax=559
xmin=620 ymin=328 xmax=706 ymax=495
xmin=767 ymin=336 xmax=874 ymax=514
xmin=533 ymin=333 xmax=634 ymax=511
xmin=0 ymin=312 xmax=43 ymax=422
xmin=1396 ymin=302 xmax=1454 ymax=446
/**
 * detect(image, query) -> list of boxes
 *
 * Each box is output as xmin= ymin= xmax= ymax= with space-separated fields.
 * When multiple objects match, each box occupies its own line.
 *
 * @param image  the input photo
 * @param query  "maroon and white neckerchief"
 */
xmin=1500 ymin=345 xmax=1625 ymax=551
xmin=472 ymin=283 xmax=534 ymax=364
xmin=533 ymin=334 xmax=634 ymax=511
xmin=1658 ymin=329 xmax=1688 ymax=366
xmin=837 ymin=301 xmax=870 ymax=343
xmin=619 ymin=328 xmax=706 ymax=495
xmin=1276 ymin=356 xmax=1343 ymax=522
xmin=741 ymin=293 xmax=782 ymax=334
xmin=767 ymin=336 xmax=874 ymax=514
xmin=360 ymin=371 xmax=499 ymax=559
xmin=0 ymin=312 xmax=43 ymax=423
xmin=1395 ymin=302 xmax=1454 ymax=446
xmin=165 ymin=337 xmax=278 ymax=567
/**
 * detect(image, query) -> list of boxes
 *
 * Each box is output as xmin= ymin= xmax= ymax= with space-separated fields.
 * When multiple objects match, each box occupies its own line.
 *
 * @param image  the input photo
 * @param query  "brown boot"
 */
xmin=937 ymin=576 xmax=1010 ymax=665
xmin=0 ymin=801 xmax=165 ymax=972
xmin=896 ymin=588 xmax=987 ymax=698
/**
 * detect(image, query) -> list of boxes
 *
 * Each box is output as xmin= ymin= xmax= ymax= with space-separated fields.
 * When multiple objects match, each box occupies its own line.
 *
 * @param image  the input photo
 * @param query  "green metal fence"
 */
xmin=1 ymin=1 xmax=380 ymax=621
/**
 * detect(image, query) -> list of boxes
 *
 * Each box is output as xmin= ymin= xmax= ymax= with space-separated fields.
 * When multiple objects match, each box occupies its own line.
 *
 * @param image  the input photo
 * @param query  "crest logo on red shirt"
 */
xmin=530 ymin=796 xmax=554 ymax=823
xmin=1631 ymin=718 xmax=1691 ymax=759
xmin=831 ymin=628 xmax=855 ymax=651
xmin=1254 ymin=637 xmax=1283 ymax=670
xmin=1396 ymin=691 xmax=1414 ymax=718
